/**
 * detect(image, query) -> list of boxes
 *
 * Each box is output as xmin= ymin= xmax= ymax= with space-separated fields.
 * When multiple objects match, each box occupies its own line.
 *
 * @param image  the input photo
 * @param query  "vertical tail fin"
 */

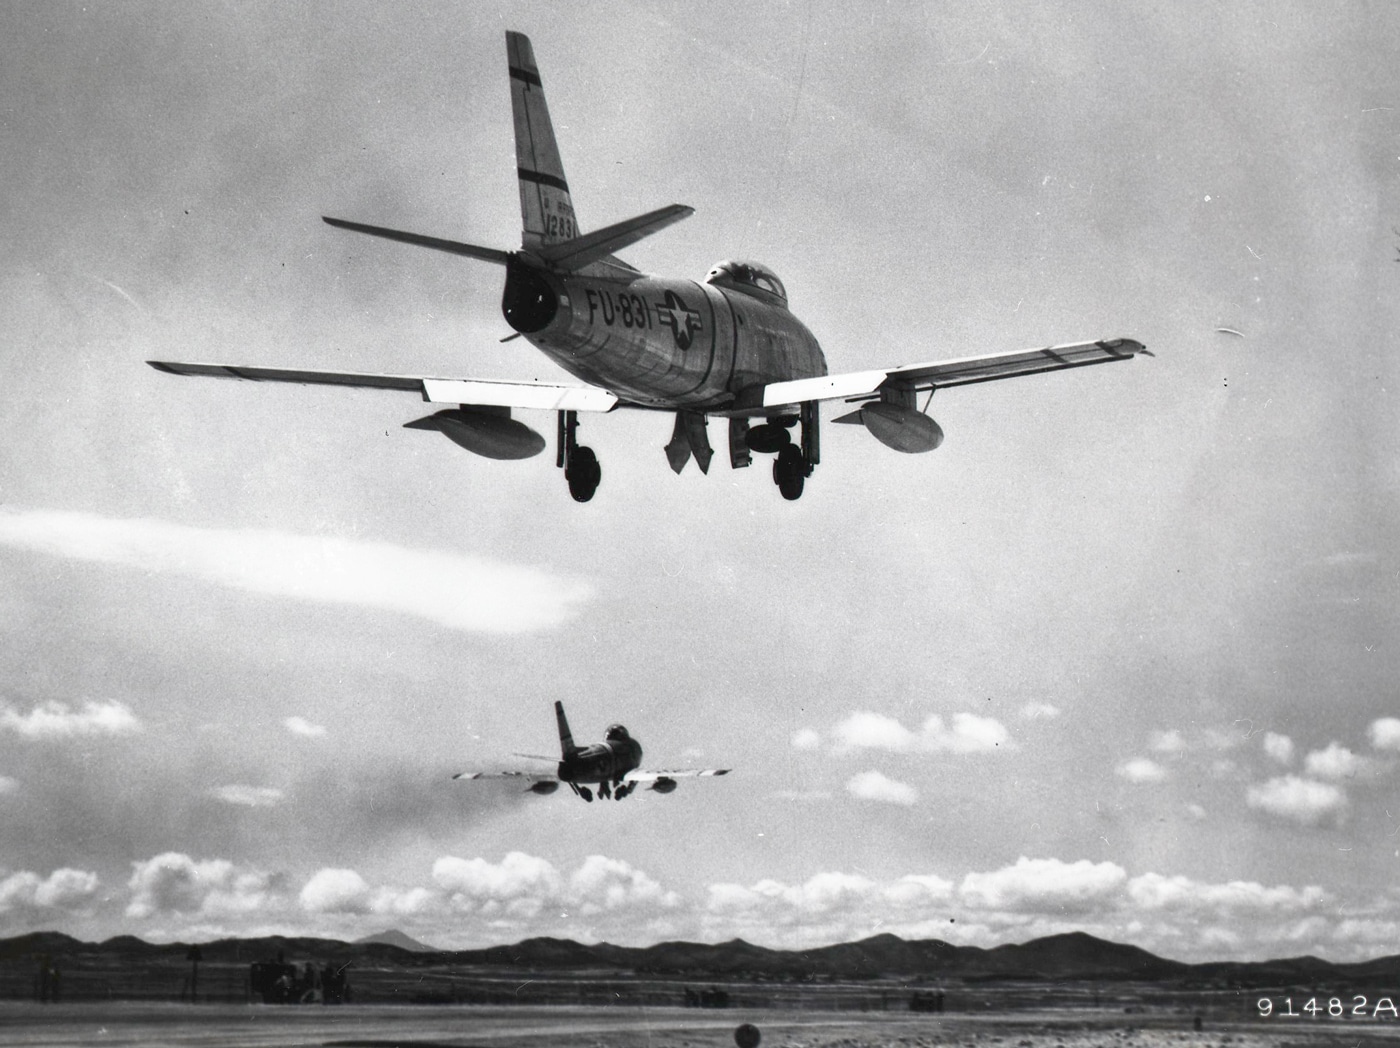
xmin=506 ymin=32 xmax=579 ymax=251
xmin=554 ymin=700 xmax=580 ymax=758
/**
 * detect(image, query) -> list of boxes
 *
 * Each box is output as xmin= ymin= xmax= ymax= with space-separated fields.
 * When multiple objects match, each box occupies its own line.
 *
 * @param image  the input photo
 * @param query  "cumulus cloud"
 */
xmin=1019 ymin=702 xmax=1060 ymax=720
xmin=828 ymin=711 xmax=1011 ymax=755
xmin=1304 ymin=743 xmax=1371 ymax=780
xmin=1246 ymin=775 xmax=1347 ymax=826
xmin=127 ymin=853 xmax=280 ymax=919
xmin=0 ymin=508 xmax=592 ymax=634
xmin=284 ymin=716 xmax=327 ymax=738
xmin=0 ymin=699 xmax=140 ymax=739
xmin=1368 ymin=717 xmax=1400 ymax=752
xmin=960 ymin=857 xmax=1127 ymax=914
xmin=1126 ymin=873 xmax=1326 ymax=913
xmin=846 ymin=770 xmax=918 ymax=805
xmin=433 ymin=852 xmax=564 ymax=915
xmin=300 ymin=868 xmax=373 ymax=914
xmin=0 ymin=868 xmax=100 ymax=914
xmin=212 ymin=784 xmax=285 ymax=807
xmin=1262 ymin=731 xmax=1294 ymax=765
xmin=569 ymin=855 xmax=679 ymax=913
xmin=1117 ymin=757 xmax=1167 ymax=783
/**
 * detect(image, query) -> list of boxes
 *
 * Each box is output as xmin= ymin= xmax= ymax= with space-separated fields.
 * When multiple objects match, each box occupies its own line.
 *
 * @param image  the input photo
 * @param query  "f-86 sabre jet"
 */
xmin=453 ymin=701 xmax=729 ymax=803
xmin=148 ymin=31 xmax=1147 ymax=502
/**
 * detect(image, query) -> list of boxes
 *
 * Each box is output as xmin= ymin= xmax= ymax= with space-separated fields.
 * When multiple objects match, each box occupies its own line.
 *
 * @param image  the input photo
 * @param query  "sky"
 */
xmin=1 ymin=1 xmax=1398 ymax=964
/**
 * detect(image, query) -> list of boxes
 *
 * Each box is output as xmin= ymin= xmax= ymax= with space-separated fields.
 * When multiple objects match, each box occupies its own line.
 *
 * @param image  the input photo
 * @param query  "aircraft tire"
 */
xmin=567 ymin=446 xmax=601 ymax=502
xmin=579 ymin=786 xmax=593 ymax=802
xmin=774 ymin=445 xmax=806 ymax=501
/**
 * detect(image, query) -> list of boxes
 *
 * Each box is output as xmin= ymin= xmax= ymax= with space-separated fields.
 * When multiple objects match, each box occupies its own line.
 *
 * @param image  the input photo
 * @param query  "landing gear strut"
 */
xmin=557 ymin=410 xmax=601 ymax=502
xmin=768 ymin=401 xmax=818 ymax=501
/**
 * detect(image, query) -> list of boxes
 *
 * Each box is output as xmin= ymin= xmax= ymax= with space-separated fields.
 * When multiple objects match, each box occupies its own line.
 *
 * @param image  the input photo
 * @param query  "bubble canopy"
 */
xmin=704 ymin=259 xmax=787 ymax=305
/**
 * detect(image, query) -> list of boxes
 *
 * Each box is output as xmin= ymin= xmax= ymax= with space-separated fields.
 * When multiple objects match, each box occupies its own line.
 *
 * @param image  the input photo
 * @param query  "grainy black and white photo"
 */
xmin=1 ymin=2 xmax=1398 ymax=1046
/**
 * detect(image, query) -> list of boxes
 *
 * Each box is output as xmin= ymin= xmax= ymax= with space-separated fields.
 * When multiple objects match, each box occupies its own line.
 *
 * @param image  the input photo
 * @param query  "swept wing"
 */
xmin=749 ymin=338 xmax=1147 ymax=411
xmin=623 ymin=768 xmax=731 ymax=783
xmin=146 ymin=361 xmax=619 ymax=412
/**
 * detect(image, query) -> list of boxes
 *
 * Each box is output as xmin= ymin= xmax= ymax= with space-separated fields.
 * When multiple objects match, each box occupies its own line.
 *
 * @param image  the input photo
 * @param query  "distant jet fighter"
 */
xmin=149 ymin=31 xmax=1147 ymax=502
xmin=453 ymin=701 xmax=729 ymax=803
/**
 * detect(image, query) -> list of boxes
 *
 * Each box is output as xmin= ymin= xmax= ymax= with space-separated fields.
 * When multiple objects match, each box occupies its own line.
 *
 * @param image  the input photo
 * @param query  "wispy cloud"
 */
xmin=827 ymin=711 xmax=1012 ymax=755
xmin=0 ymin=508 xmax=592 ymax=634
xmin=212 ymin=785 xmax=285 ymax=807
xmin=1263 ymin=731 xmax=1294 ymax=765
xmin=1019 ymin=702 xmax=1060 ymax=720
xmin=1117 ymin=757 xmax=1167 ymax=784
xmin=284 ymin=716 xmax=327 ymax=739
xmin=846 ymin=770 xmax=918 ymax=805
xmin=0 ymin=700 xmax=140 ymax=739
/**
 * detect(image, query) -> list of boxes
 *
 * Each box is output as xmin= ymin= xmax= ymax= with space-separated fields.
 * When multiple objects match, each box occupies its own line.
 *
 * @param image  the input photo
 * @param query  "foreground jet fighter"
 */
xmin=453 ymin=701 xmax=729 ymax=803
xmin=149 ymin=31 xmax=1147 ymax=502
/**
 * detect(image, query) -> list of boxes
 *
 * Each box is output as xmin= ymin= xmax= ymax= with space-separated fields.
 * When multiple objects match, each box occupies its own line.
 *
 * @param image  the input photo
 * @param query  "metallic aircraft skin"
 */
xmin=509 ymin=269 xmax=827 ymax=410
xmin=146 ymin=29 xmax=1146 ymax=503
xmin=454 ymin=701 xmax=729 ymax=803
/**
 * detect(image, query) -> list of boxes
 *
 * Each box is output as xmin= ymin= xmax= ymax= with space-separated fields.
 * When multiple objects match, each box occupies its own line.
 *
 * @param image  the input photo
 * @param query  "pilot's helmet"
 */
xmin=605 ymin=723 xmax=630 ymax=741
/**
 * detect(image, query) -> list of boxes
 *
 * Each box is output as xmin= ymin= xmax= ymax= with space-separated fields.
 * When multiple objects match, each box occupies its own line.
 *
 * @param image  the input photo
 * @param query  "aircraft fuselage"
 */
xmin=558 ymin=736 xmax=643 ymax=786
xmin=504 ymin=261 xmax=827 ymax=412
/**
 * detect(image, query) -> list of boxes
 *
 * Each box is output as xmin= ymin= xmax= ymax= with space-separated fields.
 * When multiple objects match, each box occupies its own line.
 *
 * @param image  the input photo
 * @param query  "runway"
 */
xmin=0 ymin=1002 xmax=1391 ymax=1048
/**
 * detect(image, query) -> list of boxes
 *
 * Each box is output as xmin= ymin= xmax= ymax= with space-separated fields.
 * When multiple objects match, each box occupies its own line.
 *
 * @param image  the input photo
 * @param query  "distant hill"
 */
xmin=3 ymin=928 xmax=1399 ymax=989
xmin=355 ymin=929 xmax=436 ymax=953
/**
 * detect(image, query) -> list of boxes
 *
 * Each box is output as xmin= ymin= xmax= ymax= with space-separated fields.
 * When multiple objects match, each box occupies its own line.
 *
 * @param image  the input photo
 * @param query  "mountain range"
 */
xmin=4 ymin=929 xmax=1399 ymax=988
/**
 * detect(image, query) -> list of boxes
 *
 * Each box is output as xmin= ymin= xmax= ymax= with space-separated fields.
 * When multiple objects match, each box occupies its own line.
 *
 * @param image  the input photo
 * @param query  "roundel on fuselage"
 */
xmin=705 ymin=260 xmax=787 ymax=307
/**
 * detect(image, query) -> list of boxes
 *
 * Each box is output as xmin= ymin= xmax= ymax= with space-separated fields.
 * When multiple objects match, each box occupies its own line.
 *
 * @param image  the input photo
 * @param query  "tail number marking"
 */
xmin=584 ymin=289 xmax=702 ymax=351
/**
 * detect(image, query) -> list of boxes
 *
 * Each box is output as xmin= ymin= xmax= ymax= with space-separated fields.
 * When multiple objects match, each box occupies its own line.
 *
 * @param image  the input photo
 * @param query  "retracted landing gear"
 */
xmin=557 ymin=410 xmax=601 ymax=502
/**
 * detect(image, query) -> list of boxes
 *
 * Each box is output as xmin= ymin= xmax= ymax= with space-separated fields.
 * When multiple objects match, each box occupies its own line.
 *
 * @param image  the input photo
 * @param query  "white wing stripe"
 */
xmin=422 ymin=378 xmax=617 ymax=411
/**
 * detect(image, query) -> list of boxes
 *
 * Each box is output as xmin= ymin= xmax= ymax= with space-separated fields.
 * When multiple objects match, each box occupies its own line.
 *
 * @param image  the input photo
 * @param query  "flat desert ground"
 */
xmin=0 ymin=1004 xmax=1396 ymax=1048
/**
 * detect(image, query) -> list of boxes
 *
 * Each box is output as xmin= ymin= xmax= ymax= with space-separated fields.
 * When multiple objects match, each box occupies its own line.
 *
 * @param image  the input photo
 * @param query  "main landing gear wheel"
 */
xmin=774 ymin=444 xmax=807 ymax=501
xmin=578 ymin=786 xmax=594 ymax=803
xmin=566 ymin=446 xmax=601 ymax=502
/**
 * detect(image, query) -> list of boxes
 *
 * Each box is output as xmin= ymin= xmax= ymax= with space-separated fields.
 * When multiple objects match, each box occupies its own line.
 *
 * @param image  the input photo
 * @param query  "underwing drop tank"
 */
xmin=834 ymin=402 xmax=944 ymax=453
xmin=404 ymin=407 xmax=546 ymax=460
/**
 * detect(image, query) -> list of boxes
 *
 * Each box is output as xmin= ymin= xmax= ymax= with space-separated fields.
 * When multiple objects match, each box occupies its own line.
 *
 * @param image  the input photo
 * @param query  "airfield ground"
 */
xmin=0 ymin=1002 xmax=1396 ymax=1048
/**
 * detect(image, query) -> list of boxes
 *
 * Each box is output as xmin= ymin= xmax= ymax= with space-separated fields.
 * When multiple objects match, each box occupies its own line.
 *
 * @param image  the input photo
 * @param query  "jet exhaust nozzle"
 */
xmin=404 ymin=407 xmax=546 ymax=460
xmin=836 ymin=402 xmax=943 ymax=453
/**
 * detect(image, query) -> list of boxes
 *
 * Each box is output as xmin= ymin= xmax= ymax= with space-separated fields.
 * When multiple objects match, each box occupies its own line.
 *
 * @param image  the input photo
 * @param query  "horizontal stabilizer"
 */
xmin=322 ymin=216 xmax=510 ymax=265
xmin=534 ymin=204 xmax=694 ymax=271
